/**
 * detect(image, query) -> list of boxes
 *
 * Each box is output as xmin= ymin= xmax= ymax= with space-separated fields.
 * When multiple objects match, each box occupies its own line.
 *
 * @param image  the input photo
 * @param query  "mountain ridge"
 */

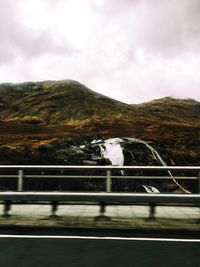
xmin=0 ymin=79 xmax=199 ymax=125
xmin=0 ymin=79 xmax=133 ymax=125
xmin=0 ymin=79 xmax=199 ymax=166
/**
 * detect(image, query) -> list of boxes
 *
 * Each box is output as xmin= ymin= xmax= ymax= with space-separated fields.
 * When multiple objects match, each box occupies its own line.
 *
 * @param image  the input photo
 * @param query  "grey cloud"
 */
xmin=92 ymin=0 xmax=140 ymax=14
xmin=21 ymin=31 xmax=78 ymax=60
xmin=93 ymin=0 xmax=200 ymax=57
xmin=0 ymin=0 xmax=77 ymax=65
xmin=136 ymin=0 xmax=200 ymax=56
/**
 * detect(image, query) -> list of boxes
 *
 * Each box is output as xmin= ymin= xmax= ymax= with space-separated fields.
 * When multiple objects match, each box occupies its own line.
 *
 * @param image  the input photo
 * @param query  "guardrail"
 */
xmin=0 ymin=165 xmax=199 ymax=193
xmin=1 ymin=192 xmax=200 ymax=219
xmin=0 ymin=165 xmax=199 ymax=219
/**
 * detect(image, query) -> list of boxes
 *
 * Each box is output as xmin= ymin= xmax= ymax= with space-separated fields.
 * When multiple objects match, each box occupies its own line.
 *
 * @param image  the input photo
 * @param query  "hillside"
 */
xmin=0 ymin=80 xmax=133 ymax=125
xmin=0 ymin=79 xmax=199 ymax=166
xmin=134 ymin=97 xmax=200 ymax=123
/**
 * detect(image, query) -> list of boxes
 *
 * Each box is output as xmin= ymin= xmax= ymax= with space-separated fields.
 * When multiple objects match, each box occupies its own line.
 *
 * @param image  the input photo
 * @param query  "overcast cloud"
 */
xmin=0 ymin=0 xmax=200 ymax=103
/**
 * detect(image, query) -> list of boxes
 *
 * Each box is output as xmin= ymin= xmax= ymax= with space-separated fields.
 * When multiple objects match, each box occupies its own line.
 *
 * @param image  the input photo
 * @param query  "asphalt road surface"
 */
xmin=0 ymin=235 xmax=199 ymax=267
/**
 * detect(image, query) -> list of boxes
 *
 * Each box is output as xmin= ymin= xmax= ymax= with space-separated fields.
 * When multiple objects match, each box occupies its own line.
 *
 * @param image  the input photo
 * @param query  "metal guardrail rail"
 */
xmin=0 ymin=191 xmax=200 ymax=219
xmin=0 ymin=166 xmax=199 ymax=219
xmin=0 ymin=165 xmax=199 ymax=192
xmin=0 ymin=165 xmax=199 ymax=170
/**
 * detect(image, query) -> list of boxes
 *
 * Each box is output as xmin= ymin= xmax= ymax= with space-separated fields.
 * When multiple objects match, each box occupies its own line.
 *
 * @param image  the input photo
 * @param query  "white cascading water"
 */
xmin=129 ymin=138 xmax=190 ymax=193
xmin=100 ymin=138 xmax=124 ymax=166
xmin=99 ymin=137 xmax=190 ymax=193
xmin=142 ymin=185 xmax=160 ymax=193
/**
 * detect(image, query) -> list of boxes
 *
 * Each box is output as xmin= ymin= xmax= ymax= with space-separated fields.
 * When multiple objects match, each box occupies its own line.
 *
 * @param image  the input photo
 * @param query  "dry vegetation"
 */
xmin=0 ymin=80 xmax=199 ymax=165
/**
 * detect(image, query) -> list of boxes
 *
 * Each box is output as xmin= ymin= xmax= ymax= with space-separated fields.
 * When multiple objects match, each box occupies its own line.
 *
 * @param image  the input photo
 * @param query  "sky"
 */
xmin=0 ymin=0 xmax=200 ymax=104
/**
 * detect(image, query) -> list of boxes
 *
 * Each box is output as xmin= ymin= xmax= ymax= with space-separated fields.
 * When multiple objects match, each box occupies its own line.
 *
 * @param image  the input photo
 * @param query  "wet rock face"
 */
xmin=0 ymin=134 xmax=193 ymax=167
xmin=41 ymin=136 xmax=193 ymax=192
xmin=0 ymin=135 xmax=196 ymax=192
xmin=42 ymin=136 xmax=164 ymax=167
xmin=122 ymin=141 xmax=158 ymax=166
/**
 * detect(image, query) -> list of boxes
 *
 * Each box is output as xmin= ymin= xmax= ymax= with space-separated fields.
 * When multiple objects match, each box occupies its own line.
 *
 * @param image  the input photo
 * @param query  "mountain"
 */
xmin=0 ymin=80 xmax=133 ymax=124
xmin=0 ymin=79 xmax=199 ymax=166
xmin=134 ymin=97 xmax=200 ymax=123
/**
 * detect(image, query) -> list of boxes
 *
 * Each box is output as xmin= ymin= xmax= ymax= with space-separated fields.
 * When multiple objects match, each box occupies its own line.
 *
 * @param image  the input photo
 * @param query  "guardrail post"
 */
xmin=198 ymin=172 xmax=200 ymax=194
xmin=50 ymin=201 xmax=58 ymax=218
xmin=106 ymin=170 xmax=112 ymax=192
xmin=18 ymin=169 xmax=24 ymax=192
xmin=149 ymin=203 xmax=156 ymax=220
xmin=3 ymin=201 xmax=12 ymax=217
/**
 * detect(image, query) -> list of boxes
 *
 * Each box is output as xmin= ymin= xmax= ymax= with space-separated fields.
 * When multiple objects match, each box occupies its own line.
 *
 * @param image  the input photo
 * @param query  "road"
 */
xmin=0 ymin=235 xmax=199 ymax=267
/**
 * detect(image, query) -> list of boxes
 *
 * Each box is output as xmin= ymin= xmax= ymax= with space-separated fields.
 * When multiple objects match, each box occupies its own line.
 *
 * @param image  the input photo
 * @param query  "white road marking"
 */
xmin=0 ymin=235 xmax=199 ymax=242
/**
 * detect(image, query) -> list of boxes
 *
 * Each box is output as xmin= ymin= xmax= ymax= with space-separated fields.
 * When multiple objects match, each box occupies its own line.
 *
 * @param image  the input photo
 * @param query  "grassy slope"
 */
xmin=0 ymin=80 xmax=199 ymax=165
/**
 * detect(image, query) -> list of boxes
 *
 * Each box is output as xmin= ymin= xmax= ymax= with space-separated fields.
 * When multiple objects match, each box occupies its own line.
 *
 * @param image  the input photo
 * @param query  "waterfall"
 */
xmin=129 ymin=138 xmax=190 ymax=194
xmin=142 ymin=185 xmax=160 ymax=193
xmin=100 ymin=138 xmax=124 ymax=166
xmin=98 ymin=137 xmax=190 ymax=193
